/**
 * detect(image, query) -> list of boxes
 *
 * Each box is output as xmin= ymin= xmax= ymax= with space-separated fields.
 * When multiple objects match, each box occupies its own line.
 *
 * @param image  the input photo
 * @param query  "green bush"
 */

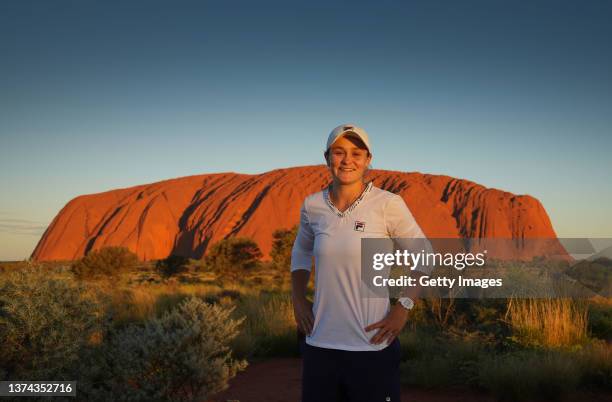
xmin=83 ymin=297 xmax=247 ymax=402
xmin=205 ymin=237 xmax=262 ymax=274
xmin=478 ymin=351 xmax=580 ymax=402
xmin=566 ymin=258 xmax=612 ymax=296
xmin=576 ymin=340 xmax=612 ymax=388
xmin=397 ymin=326 xmax=611 ymax=398
xmin=588 ymin=302 xmax=612 ymax=341
xmin=400 ymin=356 xmax=457 ymax=388
xmin=398 ymin=330 xmax=483 ymax=388
xmin=0 ymin=269 xmax=103 ymax=381
xmin=72 ymin=246 xmax=139 ymax=280
xmin=270 ymin=226 xmax=298 ymax=269
xmin=156 ymin=255 xmax=190 ymax=279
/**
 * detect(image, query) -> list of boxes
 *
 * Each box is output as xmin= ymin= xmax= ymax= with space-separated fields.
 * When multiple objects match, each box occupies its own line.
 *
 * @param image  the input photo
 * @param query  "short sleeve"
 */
xmin=290 ymin=200 xmax=315 ymax=272
xmin=385 ymin=194 xmax=425 ymax=238
xmin=385 ymin=194 xmax=434 ymax=274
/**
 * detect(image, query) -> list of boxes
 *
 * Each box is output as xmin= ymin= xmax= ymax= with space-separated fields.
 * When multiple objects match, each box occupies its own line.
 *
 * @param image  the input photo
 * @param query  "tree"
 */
xmin=205 ymin=237 xmax=262 ymax=272
xmin=270 ymin=226 xmax=298 ymax=269
xmin=156 ymin=254 xmax=190 ymax=279
xmin=72 ymin=246 xmax=139 ymax=280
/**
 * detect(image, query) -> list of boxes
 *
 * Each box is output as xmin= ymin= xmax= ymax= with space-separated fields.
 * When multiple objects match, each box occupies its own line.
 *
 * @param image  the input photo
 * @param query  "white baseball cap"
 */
xmin=326 ymin=123 xmax=372 ymax=154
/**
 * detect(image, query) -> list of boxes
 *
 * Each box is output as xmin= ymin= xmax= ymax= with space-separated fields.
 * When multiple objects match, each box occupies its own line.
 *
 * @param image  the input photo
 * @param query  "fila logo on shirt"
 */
xmin=354 ymin=220 xmax=366 ymax=232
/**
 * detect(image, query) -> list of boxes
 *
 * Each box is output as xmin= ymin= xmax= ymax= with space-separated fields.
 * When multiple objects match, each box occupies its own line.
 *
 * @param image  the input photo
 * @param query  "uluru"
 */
xmin=31 ymin=165 xmax=563 ymax=261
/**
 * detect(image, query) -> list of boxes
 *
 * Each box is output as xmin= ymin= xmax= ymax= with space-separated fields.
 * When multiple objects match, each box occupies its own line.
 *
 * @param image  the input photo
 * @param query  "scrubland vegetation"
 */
xmin=0 ymin=231 xmax=611 ymax=401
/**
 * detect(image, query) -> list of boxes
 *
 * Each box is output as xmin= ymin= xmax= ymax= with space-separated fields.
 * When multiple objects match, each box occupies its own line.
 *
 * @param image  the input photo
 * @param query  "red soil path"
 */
xmin=211 ymin=358 xmax=490 ymax=402
xmin=210 ymin=358 xmax=611 ymax=402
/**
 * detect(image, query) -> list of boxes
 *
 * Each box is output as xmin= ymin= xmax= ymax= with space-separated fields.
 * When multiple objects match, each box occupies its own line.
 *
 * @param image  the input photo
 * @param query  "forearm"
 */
xmin=393 ymin=237 xmax=435 ymax=301
xmin=398 ymin=269 xmax=428 ymax=300
xmin=291 ymin=269 xmax=311 ymax=301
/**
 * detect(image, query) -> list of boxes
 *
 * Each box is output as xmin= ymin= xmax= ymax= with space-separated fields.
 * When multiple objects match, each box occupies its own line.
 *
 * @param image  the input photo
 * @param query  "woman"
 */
xmin=290 ymin=124 xmax=429 ymax=402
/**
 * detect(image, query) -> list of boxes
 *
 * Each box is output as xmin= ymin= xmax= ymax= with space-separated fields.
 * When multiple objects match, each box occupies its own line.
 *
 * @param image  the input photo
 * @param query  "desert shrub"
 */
xmin=398 ymin=328 xmax=441 ymax=361
xmin=588 ymin=302 xmax=612 ymax=341
xmin=399 ymin=330 xmax=484 ymax=388
xmin=420 ymin=297 xmax=459 ymax=331
xmin=0 ymin=268 xmax=102 ymax=380
xmin=205 ymin=237 xmax=262 ymax=274
xmin=566 ymin=257 xmax=612 ymax=295
xmin=231 ymin=292 xmax=298 ymax=358
xmin=83 ymin=297 xmax=246 ymax=402
xmin=400 ymin=356 xmax=456 ymax=388
xmin=506 ymin=298 xmax=588 ymax=348
xmin=407 ymin=298 xmax=510 ymax=341
xmin=270 ymin=226 xmax=298 ymax=269
xmin=156 ymin=254 xmax=190 ymax=279
xmin=478 ymin=351 xmax=580 ymax=402
xmin=72 ymin=246 xmax=139 ymax=280
xmin=576 ymin=340 xmax=612 ymax=388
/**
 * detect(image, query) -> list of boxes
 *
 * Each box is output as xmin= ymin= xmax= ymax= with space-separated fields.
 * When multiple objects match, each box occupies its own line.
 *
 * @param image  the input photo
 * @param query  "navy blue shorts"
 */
xmin=301 ymin=338 xmax=401 ymax=402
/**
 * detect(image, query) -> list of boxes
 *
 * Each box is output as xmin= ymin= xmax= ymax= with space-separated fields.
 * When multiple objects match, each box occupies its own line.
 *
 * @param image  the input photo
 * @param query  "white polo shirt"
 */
xmin=291 ymin=181 xmax=429 ymax=351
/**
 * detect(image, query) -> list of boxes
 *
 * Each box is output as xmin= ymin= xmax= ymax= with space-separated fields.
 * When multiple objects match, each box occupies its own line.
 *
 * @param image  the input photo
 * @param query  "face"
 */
xmin=325 ymin=135 xmax=372 ymax=185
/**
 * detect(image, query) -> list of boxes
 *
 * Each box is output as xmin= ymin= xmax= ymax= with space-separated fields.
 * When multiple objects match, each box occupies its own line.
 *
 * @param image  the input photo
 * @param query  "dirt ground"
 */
xmin=209 ymin=357 xmax=612 ymax=402
xmin=210 ymin=358 xmax=498 ymax=401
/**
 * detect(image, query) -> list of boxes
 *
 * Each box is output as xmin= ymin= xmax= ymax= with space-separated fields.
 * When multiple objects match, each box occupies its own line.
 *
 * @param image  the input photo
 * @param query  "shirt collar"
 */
xmin=323 ymin=181 xmax=373 ymax=218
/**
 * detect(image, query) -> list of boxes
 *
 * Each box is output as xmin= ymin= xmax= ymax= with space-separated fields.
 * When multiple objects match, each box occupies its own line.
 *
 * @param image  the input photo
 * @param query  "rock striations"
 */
xmin=31 ymin=166 xmax=562 ymax=261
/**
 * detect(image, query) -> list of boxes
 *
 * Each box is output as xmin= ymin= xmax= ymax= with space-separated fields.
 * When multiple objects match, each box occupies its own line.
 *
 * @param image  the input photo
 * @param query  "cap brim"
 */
xmin=328 ymin=131 xmax=370 ymax=153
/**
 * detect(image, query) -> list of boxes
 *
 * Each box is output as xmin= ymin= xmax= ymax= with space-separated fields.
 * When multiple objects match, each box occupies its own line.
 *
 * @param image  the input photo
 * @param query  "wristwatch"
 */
xmin=398 ymin=297 xmax=414 ymax=311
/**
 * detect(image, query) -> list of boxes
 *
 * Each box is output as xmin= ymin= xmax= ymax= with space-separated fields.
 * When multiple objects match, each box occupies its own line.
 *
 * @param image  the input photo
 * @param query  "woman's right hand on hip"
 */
xmin=292 ymin=295 xmax=314 ymax=335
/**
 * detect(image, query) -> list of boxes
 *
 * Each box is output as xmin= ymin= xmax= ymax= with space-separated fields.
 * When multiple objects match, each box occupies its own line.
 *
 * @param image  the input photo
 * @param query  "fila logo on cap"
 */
xmin=354 ymin=221 xmax=366 ymax=232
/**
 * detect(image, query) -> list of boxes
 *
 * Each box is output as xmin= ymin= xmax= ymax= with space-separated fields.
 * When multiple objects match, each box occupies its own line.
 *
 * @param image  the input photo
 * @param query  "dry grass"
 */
xmin=236 ymin=293 xmax=295 ymax=336
xmin=506 ymin=298 xmax=589 ymax=347
xmin=230 ymin=292 xmax=298 ymax=358
xmin=80 ymin=281 xmax=238 ymax=325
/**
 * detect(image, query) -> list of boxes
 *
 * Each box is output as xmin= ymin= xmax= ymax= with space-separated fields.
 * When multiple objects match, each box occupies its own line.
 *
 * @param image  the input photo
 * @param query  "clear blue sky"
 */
xmin=1 ymin=0 xmax=611 ymax=260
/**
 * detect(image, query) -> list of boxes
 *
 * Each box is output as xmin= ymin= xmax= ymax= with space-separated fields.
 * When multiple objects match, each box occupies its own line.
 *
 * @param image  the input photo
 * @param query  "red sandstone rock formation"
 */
xmin=31 ymin=166 xmax=563 ymax=261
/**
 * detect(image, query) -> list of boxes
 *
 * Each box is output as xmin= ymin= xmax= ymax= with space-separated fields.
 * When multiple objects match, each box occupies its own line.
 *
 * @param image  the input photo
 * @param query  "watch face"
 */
xmin=401 ymin=298 xmax=414 ymax=310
